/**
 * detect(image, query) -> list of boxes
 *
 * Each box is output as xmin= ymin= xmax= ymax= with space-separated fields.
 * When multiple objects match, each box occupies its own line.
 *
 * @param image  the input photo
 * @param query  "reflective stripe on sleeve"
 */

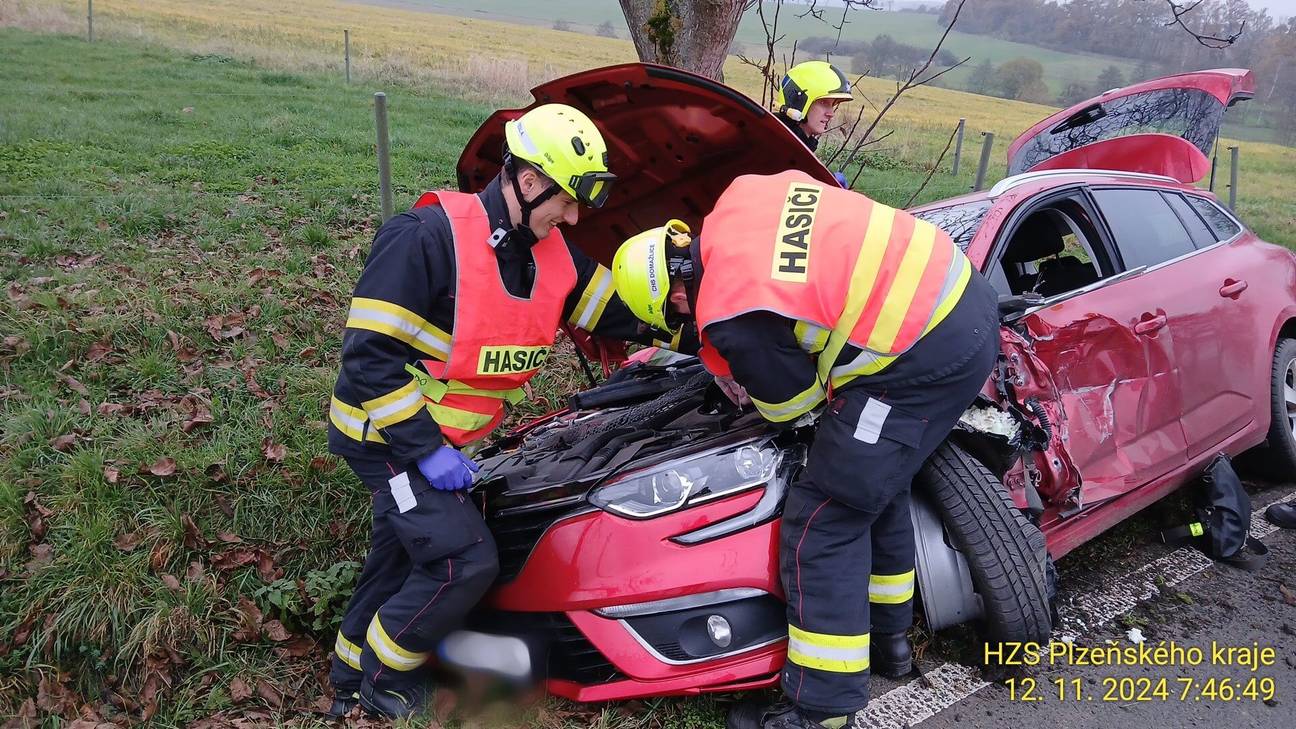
xmin=345 ymin=297 xmax=452 ymax=359
xmin=330 ymin=396 xmax=386 ymax=444
xmin=793 ymin=321 xmax=830 ymax=354
xmin=569 ymin=265 xmax=615 ymax=330
xmin=750 ymin=379 xmax=827 ymax=423
xmin=362 ymin=379 xmax=426 ymax=429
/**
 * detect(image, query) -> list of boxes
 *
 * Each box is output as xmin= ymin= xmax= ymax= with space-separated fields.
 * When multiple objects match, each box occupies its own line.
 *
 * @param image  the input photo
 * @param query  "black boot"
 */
xmin=324 ymin=691 xmax=359 ymax=719
xmin=870 ymin=632 xmax=913 ymax=678
xmin=726 ymin=701 xmax=855 ymax=729
xmin=358 ymin=680 xmax=431 ymax=719
xmin=1266 ymin=502 xmax=1296 ymax=529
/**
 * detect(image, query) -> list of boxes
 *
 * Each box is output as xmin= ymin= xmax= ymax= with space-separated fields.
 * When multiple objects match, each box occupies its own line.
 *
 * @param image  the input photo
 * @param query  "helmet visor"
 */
xmin=570 ymin=170 xmax=618 ymax=208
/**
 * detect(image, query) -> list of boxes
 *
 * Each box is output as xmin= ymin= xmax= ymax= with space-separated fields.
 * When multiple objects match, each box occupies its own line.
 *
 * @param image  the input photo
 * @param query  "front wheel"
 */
xmin=914 ymin=442 xmax=1053 ymax=643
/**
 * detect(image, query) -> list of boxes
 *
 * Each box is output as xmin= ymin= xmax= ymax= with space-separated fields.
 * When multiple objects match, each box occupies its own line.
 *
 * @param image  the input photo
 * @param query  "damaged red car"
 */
xmin=437 ymin=65 xmax=1296 ymax=702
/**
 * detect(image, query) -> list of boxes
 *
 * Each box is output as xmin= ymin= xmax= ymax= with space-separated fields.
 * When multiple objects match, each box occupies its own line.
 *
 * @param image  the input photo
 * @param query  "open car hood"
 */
xmin=457 ymin=63 xmax=837 ymax=265
xmin=1006 ymin=69 xmax=1254 ymax=184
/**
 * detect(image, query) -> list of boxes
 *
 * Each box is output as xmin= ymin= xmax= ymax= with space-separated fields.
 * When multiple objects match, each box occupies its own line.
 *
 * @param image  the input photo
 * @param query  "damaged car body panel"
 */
xmin=442 ymin=64 xmax=1296 ymax=701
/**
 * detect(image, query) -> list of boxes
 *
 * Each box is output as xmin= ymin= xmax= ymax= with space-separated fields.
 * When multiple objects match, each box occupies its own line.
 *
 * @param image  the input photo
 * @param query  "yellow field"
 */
xmin=15 ymin=0 xmax=1296 ymax=244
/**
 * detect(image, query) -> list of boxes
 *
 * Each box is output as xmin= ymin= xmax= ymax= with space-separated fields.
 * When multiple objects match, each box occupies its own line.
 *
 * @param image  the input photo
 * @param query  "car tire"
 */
xmin=915 ymin=442 xmax=1053 ymax=643
xmin=1250 ymin=338 xmax=1296 ymax=480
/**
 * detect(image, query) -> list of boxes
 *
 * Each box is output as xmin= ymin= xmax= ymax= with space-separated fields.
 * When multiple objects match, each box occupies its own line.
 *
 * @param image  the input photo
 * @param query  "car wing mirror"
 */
xmin=998 ymin=292 xmax=1044 ymax=322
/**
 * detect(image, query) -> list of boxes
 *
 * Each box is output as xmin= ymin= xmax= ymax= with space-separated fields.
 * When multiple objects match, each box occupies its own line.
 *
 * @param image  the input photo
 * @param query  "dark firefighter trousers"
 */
xmin=329 ymin=457 xmax=499 ymax=694
xmin=780 ymin=280 xmax=1000 ymax=716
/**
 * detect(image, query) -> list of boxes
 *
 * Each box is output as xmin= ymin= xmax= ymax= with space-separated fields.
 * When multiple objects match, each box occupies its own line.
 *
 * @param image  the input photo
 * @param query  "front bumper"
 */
xmin=473 ymin=488 xmax=790 ymax=700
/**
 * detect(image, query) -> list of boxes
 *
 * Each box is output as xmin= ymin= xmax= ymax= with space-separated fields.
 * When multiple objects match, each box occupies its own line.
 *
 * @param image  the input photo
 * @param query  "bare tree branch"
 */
xmin=904 ymin=122 xmax=960 ymax=208
xmin=1153 ymin=0 xmax=1246 ymax=48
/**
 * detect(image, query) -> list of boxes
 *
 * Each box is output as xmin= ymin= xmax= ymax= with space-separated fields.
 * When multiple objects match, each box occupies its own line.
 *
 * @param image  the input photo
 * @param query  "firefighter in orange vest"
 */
xmin=611 ymin=170 xmax=1000 ymax=729
xmin=325 ymin=104 xmax=661 ymax=719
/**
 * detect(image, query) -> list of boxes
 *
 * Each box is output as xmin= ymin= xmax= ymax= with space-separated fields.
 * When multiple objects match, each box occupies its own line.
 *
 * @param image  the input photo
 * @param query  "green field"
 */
xmin=361 ymin=0 xmax=1140 ymax=94
xmin=0 ymin=28 xmax=716 ymax=727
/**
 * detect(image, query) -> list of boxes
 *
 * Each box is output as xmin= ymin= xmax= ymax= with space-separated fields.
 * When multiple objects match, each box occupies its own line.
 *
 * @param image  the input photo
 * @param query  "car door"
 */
xmin=994 ymin=192 xmax=1188 ymax=506
xmin=1093 ymin=188 xmax=1260 ymax=459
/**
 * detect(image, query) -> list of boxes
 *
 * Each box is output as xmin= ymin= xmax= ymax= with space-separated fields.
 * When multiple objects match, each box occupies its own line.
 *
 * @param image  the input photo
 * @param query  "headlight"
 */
xmin=589 ymin=441 xmax=782 ymax=519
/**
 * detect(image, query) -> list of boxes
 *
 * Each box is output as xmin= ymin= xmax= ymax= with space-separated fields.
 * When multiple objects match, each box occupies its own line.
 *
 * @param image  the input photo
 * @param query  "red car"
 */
xmin=438 ymin=65 xmax=1296 ymax=702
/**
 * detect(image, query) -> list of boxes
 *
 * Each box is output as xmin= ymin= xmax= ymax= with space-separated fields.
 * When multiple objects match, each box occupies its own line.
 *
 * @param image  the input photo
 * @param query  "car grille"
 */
xmin=473 ymin=611 xmax=624 ymax=685
xmin=479 ymin=491 xmax=592 ymax=582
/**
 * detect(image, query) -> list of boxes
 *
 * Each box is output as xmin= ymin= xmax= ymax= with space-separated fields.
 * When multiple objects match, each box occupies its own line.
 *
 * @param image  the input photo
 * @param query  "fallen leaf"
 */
xmin=181 ymin=406 xmax=213 ymax=433
xmin=1280 ymin=583 xmax=1296 ymax=607
xmin=298 ymin=346 xmax=318 ymax=359
xmin=113 ymin=531 xmax=139 ymax=552
xmin=232 ymin=596 xmax=263 ymax=642
xmin=181 ymin=106 xmax=194 ymax=114
xmin=255 ymin=680 xmax=283 ymax=708
xmin=262 ymin=620 xmax=291 ymax=642
xmin=274 ymin=635 xmax=316 ymax=659
xmin=28 ymin=516 xmax=46 ymax=542
xmin=5 ymin=698 xmax=36 ymax=729
xmin=308 ymin=456 xmax=336 ymax=473
xmin=160 ymin=574 xmax=181 ymax=591
xmin=229 ymin=677 xmax=252 ymax=704
xmin=270 ymin=333 xmax=289 ymax=350
xmin=36 ymin=672 xmax=76 ymax=714
xmin=50 ymin=434 xmax=77 ymax=452
xmin=85 ymin=341 xmax=113 ymax=362
xmin=25 ymin=543 xmax=53 ymax=572
xmin=1 ymin=335 xmax=31 ymax=356
xmin=103 ymin=466 xmax=120 ymax=483
xmin=97 ymin=402 xmax=129 ymax=416
xmin=214 ymin=493 xmax=234 ymax=516
xmin=185 ymin=560 xmax=205 ymax=582
xmin=256 ymin=551 xmax=281 ymax=582
xmin=77 ymin=399 xmax=91 ymax=416
xmin=216 ymin=531 xmax=241 ymax=544
xmin=260 ymin=438 xmax=286 ymax=463
xmin=145 ymin=458 xmax=176 ymax=477
xmin=56 ymin=373 xmax=89 ymax=396
xmin=205 ymin=463 xmax=228 ymax=483
xmin=181 ymin=514 xmax=206 ymax=549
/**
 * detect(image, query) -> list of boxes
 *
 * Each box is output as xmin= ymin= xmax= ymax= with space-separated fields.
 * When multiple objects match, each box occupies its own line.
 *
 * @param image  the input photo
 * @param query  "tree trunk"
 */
xmin=618 ymin=0 xmax=747 ymax=82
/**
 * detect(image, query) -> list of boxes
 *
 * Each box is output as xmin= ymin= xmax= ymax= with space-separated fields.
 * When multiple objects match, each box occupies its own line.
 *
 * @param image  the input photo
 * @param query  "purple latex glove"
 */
xmin=833 ymin=171 xmax=849 ymax=188
xmin=417 ymin=445 xmax=480 ymax=491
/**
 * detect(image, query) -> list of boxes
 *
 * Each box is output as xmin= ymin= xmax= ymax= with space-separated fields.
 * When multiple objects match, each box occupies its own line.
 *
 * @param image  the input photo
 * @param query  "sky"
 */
xmin=1258 ymin=0 xmax=1296 ymax=18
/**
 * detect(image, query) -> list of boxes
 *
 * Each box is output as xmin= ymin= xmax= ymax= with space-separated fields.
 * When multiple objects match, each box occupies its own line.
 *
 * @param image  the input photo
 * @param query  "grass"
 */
xmin=25 ymin=0 xmax=1296 ymax=246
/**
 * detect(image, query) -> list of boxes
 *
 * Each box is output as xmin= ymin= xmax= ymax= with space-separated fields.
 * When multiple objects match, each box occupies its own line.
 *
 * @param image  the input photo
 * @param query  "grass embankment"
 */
xmin=27 ymin=0 xmax=1296 ymax=246
xmin=0 ymin=28 xmax=699 ymax=728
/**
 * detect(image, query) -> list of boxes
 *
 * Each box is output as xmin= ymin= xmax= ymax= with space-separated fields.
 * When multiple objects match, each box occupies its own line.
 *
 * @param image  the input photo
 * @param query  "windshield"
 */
xmin=1008 ymin=88 xmax=1226 ymax=176
xmin=913 ymin=200 xmax=991 ymax=252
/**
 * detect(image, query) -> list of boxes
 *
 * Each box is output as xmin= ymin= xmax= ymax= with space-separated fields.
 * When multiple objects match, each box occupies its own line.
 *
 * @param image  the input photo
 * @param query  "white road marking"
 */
xmin=852 ymin=490 xmax=1296 ymax=728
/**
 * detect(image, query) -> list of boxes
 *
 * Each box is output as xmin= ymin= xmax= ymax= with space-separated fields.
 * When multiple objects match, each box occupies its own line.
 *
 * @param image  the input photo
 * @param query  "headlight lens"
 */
xmin=589 ymin=441 xmax=782 ymax=519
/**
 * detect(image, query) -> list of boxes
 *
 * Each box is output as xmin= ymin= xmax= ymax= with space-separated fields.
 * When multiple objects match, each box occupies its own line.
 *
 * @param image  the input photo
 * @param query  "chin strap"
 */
xmin=504 ymin=153 xmax=559 ymax=247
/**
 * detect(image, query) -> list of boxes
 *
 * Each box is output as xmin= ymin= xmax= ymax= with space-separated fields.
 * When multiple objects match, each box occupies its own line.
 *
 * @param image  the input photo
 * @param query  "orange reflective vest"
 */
xmin=402 ymin=190 xmax=576 ymax=445
xmin=695 ymin=170 xmax=971 ymax=387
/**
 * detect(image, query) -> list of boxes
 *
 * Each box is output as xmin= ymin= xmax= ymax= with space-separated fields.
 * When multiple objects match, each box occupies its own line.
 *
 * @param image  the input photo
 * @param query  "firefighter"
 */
xmin=610 ymin=170 xmax=1000 ymax=729
xmin=325 ymin=104 xmax=658 ymax=719
xmin=775 ymin=60 xmax=854 ymax=153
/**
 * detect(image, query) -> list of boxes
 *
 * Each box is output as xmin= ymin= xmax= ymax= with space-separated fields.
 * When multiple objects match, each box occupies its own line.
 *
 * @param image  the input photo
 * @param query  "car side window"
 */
xmin=1162 ymin=193 xmax=1216 ymax=249
xmin=1091 ymin=188 xmax=1196 ymax=269
xmin=1184 ymin=195 xmax=1242 ymax=241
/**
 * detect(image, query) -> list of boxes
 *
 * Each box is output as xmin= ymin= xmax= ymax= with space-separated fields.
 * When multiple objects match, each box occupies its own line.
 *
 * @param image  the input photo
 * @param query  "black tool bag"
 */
xmin=1160 ymin=454 xmax=1269 ymax=572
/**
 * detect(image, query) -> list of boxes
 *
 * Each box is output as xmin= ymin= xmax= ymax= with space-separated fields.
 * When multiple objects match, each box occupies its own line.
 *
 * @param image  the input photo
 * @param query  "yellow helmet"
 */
xmin=611 ymin=219 xmax=692 ymax=333
xmin=777 ymin=61 xmax=853 ymax=121
xmin=505 ymin=103 xmax=617 ymax=208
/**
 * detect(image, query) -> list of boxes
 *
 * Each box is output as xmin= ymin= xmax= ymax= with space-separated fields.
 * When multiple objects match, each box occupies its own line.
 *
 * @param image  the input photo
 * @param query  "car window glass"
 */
xmin=996 ymin=204 xmax=1107 ymax=298
xmin=912 ymin=200 xmax=991 ymax=252
xmin=1162 ymin=193 xmax=1216 ymax=248
xmin=1184 ymin=195 xmax=1241 ymax=241
xmin=1092 ymin=189 xmax=1196 ymax=269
